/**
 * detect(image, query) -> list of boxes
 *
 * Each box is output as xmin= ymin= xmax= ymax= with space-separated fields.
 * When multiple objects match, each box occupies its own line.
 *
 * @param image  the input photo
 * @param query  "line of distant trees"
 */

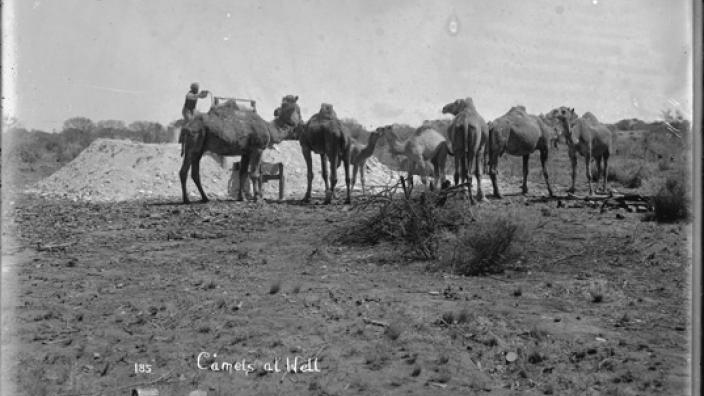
xmin=4 ymin=116 xmax=183 ymax=165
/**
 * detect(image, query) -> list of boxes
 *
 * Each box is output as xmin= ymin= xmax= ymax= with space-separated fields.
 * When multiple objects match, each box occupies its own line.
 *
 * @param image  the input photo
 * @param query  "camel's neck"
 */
xmin=359 ymin=135 xmax=380 ymax=158
xmin=558 ymin=117 xmax=576 ymax=147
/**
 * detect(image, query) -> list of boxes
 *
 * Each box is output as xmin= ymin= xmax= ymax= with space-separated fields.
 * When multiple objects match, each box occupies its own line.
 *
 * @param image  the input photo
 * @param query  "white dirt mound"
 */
xmin=25 ymin=138 xmax=403 ymax=202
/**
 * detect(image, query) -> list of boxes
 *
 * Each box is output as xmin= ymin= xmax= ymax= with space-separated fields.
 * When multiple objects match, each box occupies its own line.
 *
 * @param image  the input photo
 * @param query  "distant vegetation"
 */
xmin=3 ymin=109 xmax=691 ymax=185
xmin=4 ymin=116 xmax=179 ymax=166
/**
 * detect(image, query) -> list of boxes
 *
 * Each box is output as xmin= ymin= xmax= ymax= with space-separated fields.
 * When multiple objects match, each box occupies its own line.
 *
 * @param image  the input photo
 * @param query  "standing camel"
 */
xmin=376 ymin=124 xmax=450 ymax=191
xmin=179 ymin=95 xmax=302 ymax=203
xmin=350 ymin=130 xmax=382 ymax=195
xmin=299 ymin=103 xmax=352 ymax=204
xmin=486 ymin=105 xmax=568 ymax=198
xmin=441 ymin=97 xmax=489 ymax=203
xmin=554 ymin=108 xmax=613 ymax=195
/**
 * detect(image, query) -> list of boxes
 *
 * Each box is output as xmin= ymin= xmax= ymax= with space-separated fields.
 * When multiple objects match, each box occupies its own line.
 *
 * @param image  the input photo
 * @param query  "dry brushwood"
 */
xmin=335 ymin=177 xmax=474 ymax=259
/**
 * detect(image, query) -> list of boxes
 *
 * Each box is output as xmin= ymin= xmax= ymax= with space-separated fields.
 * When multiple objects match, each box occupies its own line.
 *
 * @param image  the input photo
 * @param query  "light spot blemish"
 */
xmin=226 ymin=12 xmax=231 ymax=18
xmin=447 ymin=13 xmax=460 ymax=36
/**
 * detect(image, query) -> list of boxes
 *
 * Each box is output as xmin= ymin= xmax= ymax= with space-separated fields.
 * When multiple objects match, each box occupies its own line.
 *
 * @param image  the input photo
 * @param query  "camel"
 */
xmin=554 ymin=108 xmax=613 ymax=195
xmin=486 ymin=105 xmax=567 ymax=198
xmin=179 ymin=95 xmax=302 ymax=203
xmin=299 ymin=103 xmax=352 ymax=204
xmin=349 ymin=130 xmax=382 ymax=195
xmin=376 ymin=125 xmax=451 ymax=191
xmin=441 ymin=97 xmax=489 ymax=203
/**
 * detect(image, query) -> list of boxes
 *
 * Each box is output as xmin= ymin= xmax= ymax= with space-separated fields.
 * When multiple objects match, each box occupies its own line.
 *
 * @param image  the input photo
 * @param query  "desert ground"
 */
xmin=1 ymin=126 xmax=692 ymax=395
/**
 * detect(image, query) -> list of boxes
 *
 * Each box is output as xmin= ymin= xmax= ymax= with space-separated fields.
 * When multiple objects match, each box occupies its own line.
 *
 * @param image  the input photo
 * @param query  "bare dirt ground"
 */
xmin=2 ymin=137 xmax=692 ymax=395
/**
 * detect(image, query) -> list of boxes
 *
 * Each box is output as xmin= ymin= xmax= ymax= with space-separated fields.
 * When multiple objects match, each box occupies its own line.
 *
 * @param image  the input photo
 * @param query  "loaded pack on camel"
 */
xmin=179 ymin=95 xmax=302 ymax=203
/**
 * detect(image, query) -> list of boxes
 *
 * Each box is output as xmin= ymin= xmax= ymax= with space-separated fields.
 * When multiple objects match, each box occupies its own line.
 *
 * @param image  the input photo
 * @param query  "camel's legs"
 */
xmin=302 ymin=146 xmax=314 ymax=203
xmin=474 ymin=150 xmax=484 ymax=201
xmin=436 ymin=147 xmax=448 ymax=190
xmin=320 ymin=154 xmax=330 ymax=198
xmin=351 ymin=163 xmax=359 ymax=193
xmin=453 ymin=154 xmax=461 ymax=189
xmin=521 ymin=154 xmax=530 ymax=195
xmin=585 ymin=150 xmax=593 ymax=195
xmin=488 ymin=148 xmax=502 ymax=198
xmin=601 ymin=152 xmax=610 ymax=192
xmin=238 ymin=153 xmax=250 ymax=201
xmin=540 ymin=148 xmax=553 ymax=197
xmin=360 ymin=161 xmax=366 ymax=195
xmin=594 ymin=155 xmax=602 ymax=192
xmin=466 ymin=150 xmax=476 ymax=205
xmin=191 ymin=153 xmax=208 ymax=203
xmin=432 ymin=160 xmax=440 ymax=192
xmin=248 ymin=149 xmax=263 ymax=201
xmin=568 ymin=149 xmax=578 ymax=194
xmin=321 ymin=154 xmax=333 ymax=204
xmin=342 ymin=154 xmax=351 ymax=204
xmin=179 ymin=152 xmax=192 ymax=204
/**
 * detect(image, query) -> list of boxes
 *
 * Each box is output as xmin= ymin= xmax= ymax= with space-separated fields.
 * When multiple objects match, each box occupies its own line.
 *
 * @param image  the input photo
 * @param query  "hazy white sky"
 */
xmin=2 ymin=0 xmax=693 ymax=131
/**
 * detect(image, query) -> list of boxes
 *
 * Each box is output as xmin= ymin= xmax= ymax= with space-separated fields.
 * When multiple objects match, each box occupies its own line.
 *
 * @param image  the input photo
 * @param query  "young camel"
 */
xmin=299 ymin=103 xmax=353 ymax=204
xmin=350 ymin=130 xmax=382 ymax=195
xmin=441 ymin=97 xmax=489 ymax=203
xmin=554 ymin=108 xmax=613 ymax=195
xmin=179 ymin=95 xmax=302 ymax=203
xmin=486 ymin=105 xmax=567 ymax=198
xmin=376 ymin=125 xmax=450 ymax=191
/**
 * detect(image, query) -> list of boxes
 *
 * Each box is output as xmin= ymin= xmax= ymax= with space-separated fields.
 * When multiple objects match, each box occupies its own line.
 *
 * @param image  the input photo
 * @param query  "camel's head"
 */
xmin=319 ymin=103 xmax=337 ymax=119
xmin=367 ymin=128 xmax=383 ymax=145
xmin=276 ymin=95 xmax=302 ymax=128
xmin=442 ymin=98 xmax=470 ymax=116
xmin=550 ymin=107 xmax=578 ymax=145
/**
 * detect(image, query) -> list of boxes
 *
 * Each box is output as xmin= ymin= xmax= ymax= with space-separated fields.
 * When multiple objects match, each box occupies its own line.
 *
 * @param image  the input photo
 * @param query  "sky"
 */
xmin=2 ymin=0 xmax=694 ymax=132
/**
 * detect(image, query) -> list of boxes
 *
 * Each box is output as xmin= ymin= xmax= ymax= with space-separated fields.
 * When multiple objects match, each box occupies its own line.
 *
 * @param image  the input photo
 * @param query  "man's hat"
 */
xmin=190 ymin=82 xmax=199 ymax=90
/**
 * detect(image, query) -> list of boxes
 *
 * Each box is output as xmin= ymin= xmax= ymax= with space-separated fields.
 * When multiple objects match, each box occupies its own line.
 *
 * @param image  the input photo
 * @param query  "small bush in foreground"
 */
xmin=650 ymin=174 xmax=689 ymax=223
xmin=446 ymin=216 xmax=519 ymax=276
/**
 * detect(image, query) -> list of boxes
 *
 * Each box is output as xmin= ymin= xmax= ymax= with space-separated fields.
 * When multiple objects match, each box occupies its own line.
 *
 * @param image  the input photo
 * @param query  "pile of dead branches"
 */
xmin=335 ymin=178 xmax=473 ymax=259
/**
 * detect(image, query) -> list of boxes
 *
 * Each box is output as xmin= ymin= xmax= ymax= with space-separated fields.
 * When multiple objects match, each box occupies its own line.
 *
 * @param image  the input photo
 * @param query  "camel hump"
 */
xmin=581 ymin=112 xmax=600 ymax=123
xmin=309 ymin=103 xmax=339 ymax=123
xmin=319 ymin=103 xmax=337 ymax=118
xmin=282 ymin=94 xmax=298 ymax=103
xmin=463 ymin=97 xmax=477 ymax=111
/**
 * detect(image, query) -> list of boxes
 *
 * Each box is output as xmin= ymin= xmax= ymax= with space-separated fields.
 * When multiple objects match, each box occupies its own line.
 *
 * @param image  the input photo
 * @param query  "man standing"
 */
xmin=179 ymin=82 xmax=209 ymax=150
xmin=182 ymin=82 xmax=209 ymax=121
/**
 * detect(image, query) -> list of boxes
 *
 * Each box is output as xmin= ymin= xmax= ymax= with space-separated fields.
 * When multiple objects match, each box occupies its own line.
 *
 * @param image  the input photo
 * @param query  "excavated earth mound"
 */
xmin=25 ymin=138 xmax=403 ymax=202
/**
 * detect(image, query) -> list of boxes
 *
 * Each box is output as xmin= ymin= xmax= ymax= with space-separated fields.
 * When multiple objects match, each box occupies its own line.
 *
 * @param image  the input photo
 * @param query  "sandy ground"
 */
xmin=2 ymin=190 xmax=691 ymax=396
xmin=1 ymin=136 xmax=692 ymax=395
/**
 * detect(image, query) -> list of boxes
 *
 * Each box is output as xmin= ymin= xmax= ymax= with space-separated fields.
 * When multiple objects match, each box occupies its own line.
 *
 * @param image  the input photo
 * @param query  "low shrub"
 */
xmin=650 ymin=173 xmax=689 ymax=223
xmin=446 ymin=216 xmax=519 ymax=276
